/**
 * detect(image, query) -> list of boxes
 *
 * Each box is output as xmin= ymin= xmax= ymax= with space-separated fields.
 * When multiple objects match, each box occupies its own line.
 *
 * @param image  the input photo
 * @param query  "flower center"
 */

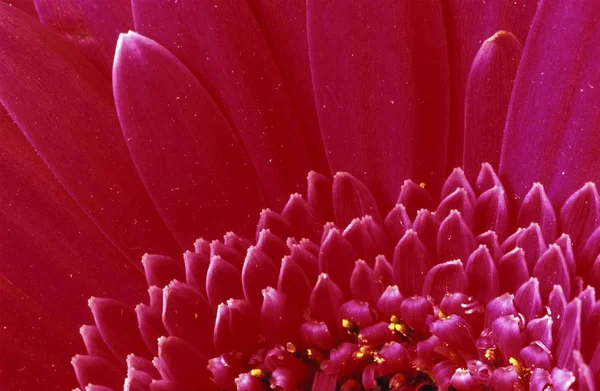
xmin=76 ymin=164 xmax=599 ymax=391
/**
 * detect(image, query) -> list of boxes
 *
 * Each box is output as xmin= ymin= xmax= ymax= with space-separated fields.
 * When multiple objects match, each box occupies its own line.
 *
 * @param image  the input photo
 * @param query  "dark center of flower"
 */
xmin=74 ymin=164 xmax=600 ymax=391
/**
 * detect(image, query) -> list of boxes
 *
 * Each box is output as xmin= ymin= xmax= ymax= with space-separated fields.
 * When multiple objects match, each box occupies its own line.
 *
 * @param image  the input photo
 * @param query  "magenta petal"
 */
xmin=430 ymin=315 xmax=478 ymax=362
xmin=309 ymin=274 xmax=345 ymax=333
xmin=485 ymin=293 xmax=517 ymax=329
xmin=332 ymin=172 xmax=382 ymax=227
xmin=554 ymin=234 xmax=577 ymax=278
xmin=72 ymin=355 xmax=123 ymax=390
xmin=256 ymin=229 xmax=289 ymax=267
xmin=556 ymin=298 xmax=582 ymax=370
xmin=463 ymin=31 xmax=522 ymax=179
xmin=475 ymin=231 xmax=502 ymax=262
xmin=517 ymin=183 xmax=558 ymax=242
xmin=393 ymin=230 xmax=431 ymax=297
xmin=142 ymin=254 xmax=184 ymax=289
xmin=0 ymin=108 xmax=146 ymax=331
xmin=441 ymin=168 xmax=477 ymax=204
xmin=475 ymin=163 xmax=503 ymax=195
xmin=307 ymin=171 xmax=334 ymax=224
xmin=532 ymin=244 xmax=571 ymax=301
xmin=214 ymin=300 xmax=259 ymax=355
xmin=308 ymin=0 xmax=449 ymax=210
xmin=133 ymin=0 xmax=311 ymax=209
xmin=529 ymin=368 xmax=552 ymax=391
xmin=526 ymin=315 xmax=553 ymax=351
xmin=162 ymin=281 xmax=214 ymax=356
xmin=374 ymin=255 xmax=393 ymax=287
xmin=113 ymin=32 xmax=266 ymax=244
xmin=80 ymin=325 xmax=117 ymax=364
xmin=318 ymin=228 xmax=356 ymax=295
xmin=261 ymin=288 xmax=303 ymax=347
xmin=398 ymin=180 xmax=434 ymax=220
xmin=135 ymin=304 xmax=166 ymax=356
xmin=242 ymin=247 xmax=279 ymax=311
xmin=514 ymin=278 xmax=543 ymax=322
xmin=183 ymin=251 xmax=209 ymax=294
xmin=349 ymin=260 xmax=383 ymax=306
xmin=436 ymin=188 xmax=475 ymax=228
xmin=497 ymin=247 xmax=529 ymax=294
xmin=465 ymin=245 xmax=500 ymax=304
xmin=33 ymin=0 xmax=111 ymax=72
xmin=281 ymin=194 xmax=320 ymax=243
xmin=75 ymin=0 xmax=133 ymax=64
xmin=245 ymin=0 xmax=328 ymax=174
xmin=443 ymin=0 xmax=536 ymax=170
xmin=384 ymin=204 xmax=412 ymax=244
xmin=423 ymin=260 xmax=468 ymax=303
xmin=206 ymin=256 xmax=244 ymax=308
xmin=278 ymin=256 xmax=312 ymax=310
xmin=560 ymin=183 xmax=600 ymax=254
xmin=516 ymin=223 xmax=547 ymax=272
xmin=488 ymin=366 xmax=521 ymax=390
xmin=474 ymin=186 xmax=510 ymax=241
xmin=437 ymin=210 xmax=476 ymax=263
xmin=342 ymin=216 xmax=391 ymax=266
xmin=157 ymin=336 xmax=215 ymax=390
xmin=500 ymin=0 xmax=600 ymax=206
xmin=400 ymin=296 xmax=434 ymax=336
xmin=0 ymin=6 xmax=181 ymax=261
xmin=89 ymin=298 xmax=150 ymax=362
xmin=412 ymin=209 xmax=440 ymax=258
xmin=491 ymin=315 xmax=525 ymax=365
xmin=376 ymin=286 xmax=405 ymax=320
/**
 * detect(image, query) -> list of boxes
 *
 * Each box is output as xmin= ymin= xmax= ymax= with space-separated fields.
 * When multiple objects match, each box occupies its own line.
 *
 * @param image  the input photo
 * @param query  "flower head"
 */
xmin=1 ymin=0 xmax=600 ymax=390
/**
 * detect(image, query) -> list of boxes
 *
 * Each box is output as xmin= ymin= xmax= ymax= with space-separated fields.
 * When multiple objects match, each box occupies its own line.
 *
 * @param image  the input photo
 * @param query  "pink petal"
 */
xmin=245 ymin=0 xmax=328 ymax=173
xmin=132 ymin=0 xmax=311 ymax=209
xmin=113 ymin=32 xmax=266 ymax=244
xmin=500 ymin=0 xmax=600 ymax=206
xmin=443 ymin=0 xmax=536 ymax=169
xmin=0 ymin=6 xmax=181 ymax=261
xmin=33 ymin=0 xmax=111 ymax=73
xmin=423 ymin=260 xmax=468 ymax=303
xmin=307 ymin=0 xmax=450 ymax=210
xmin=0 ymin=108 xmax=146 ymax=329
xmin=517 ymin=183 xmax=558 ymax=242
xmin=463 ymin=31 xmax=522 ymax=179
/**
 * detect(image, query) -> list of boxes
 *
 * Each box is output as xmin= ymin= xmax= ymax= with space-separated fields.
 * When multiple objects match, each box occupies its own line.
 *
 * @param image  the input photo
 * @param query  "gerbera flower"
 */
xmin=1 ymin=0 xmax=599 ymax=390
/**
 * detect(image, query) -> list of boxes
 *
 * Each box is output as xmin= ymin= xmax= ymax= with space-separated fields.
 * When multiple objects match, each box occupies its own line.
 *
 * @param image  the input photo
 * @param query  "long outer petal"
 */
xmin=246 ymin=0 xmax=328 ymax=173
xmin=113 ymin=32 xmax=266 ymax=244
xmin=442 ymin=0 xmax=537 ymax=170
xmin=307 ymin=0 xmax=449 ymax=209
xmin=500 ymin=0 xmax=600 ymax=206
xmin=0 ymin=5 xmax=182 ymax=261
xmin=132 ymin=0 xmax=311 ymax=209
xmin=0 ymin=109 xmax=145 ymax=325
xmin=463 ymin=31 xmax=522 ymax=179
xmin=33 ymin=0 xmax=111 ymax=73
xmin=0 ymin=277 xmax=83 ymax=390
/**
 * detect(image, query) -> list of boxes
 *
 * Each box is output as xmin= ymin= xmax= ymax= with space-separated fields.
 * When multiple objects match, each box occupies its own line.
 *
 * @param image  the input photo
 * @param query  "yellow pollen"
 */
xmin=342 ymin=319 xmax=351 ymax=329
xmin=419 ymin=182 xmax=426 ymax=188
xmin=509 ymin=357 xmax=528 ymax=376
xmin=286 ymin=342 xmax=296 ymax=354
xmin=485 ymin=348 xmax=496 ymax=362
xmin=438 ymin=309 xmax=448 ymax=319
xmin=250 ymin=369 xmax=263 ymax=378
xmin=390 ymin=315 xmax=399 ymax=323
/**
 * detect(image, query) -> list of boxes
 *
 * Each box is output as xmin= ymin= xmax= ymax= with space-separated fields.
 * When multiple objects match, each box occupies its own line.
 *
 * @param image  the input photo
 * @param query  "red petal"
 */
xmin=443 ymin=0 xmax=536 ymax=169
xmin=307 ymin=0 xmax=450 ymax=209
xmin=245 ymin=0 xmax=328 ymax=173
xmin=133 ymin=0 xmax=311 ymax=209
xmin=113 ymin=32 xmax=266 ymax=244
xmin=500 ymin=0 xmax=600 ymax=206
xmin=518 ymin=183 xmax=558 ymax=242
xmin=423 ymin=260 xmax=468 ymax=303
xmin=463 ymin=31 xmax=522 ymax=179
xmin=162 ymin=281 xmax=214 ymax=357
xmin=0 ymin=5 xmax=181 ymax=261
